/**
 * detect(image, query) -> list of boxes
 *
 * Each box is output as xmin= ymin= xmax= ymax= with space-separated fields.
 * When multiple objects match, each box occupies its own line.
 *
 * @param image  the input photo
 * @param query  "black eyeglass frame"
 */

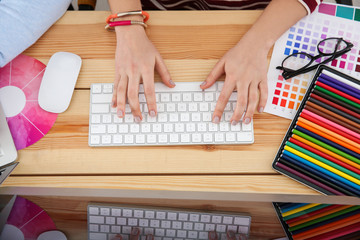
xmin=276 ymin=37 xmax=353 ymax=79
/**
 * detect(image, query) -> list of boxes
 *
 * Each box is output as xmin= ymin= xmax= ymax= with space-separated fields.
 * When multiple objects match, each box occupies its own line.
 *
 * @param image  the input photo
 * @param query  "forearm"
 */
xmin=108 ymin=0 xmax=142 ymax=15
xmin=0 ymin=0 xmax=71 ymax=67
xmin=243 ymin=0 xmax=307 ymax=53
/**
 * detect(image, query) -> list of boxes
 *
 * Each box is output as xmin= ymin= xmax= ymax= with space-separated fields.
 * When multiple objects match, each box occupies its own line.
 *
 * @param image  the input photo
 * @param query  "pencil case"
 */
xmin=272 ymin=65 xmax=360 ymax=197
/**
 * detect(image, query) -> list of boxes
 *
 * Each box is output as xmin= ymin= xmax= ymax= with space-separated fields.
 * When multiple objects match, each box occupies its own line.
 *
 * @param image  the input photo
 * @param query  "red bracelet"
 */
xmin=105 ymin=20 xmax=147 ymax=31
xmin=106 ymin=10 xmax=149 ymax=24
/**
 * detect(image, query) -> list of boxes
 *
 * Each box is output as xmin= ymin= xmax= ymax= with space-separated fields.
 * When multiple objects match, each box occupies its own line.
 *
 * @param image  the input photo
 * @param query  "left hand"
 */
xmin=201 ymin=36 xmax=269 ymax=125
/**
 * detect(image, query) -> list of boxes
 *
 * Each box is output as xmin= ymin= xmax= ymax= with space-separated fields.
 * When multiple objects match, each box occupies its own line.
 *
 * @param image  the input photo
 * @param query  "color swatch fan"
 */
xmin=265 ymin=3 xmax=360 ymax=119
xmin=0 ymin=54 xmax=58 ymax=150
xmin=0 ymin=196 xmax=57 ymax=240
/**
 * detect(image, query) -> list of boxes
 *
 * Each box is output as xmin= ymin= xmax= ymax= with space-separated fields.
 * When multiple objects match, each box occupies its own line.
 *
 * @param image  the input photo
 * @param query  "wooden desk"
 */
xmin=1 ymin=11 xmax=359 ymax=239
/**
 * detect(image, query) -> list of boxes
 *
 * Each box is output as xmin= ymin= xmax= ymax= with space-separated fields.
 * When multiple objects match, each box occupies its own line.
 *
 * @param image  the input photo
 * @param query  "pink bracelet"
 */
xmin=105 ymin=20 xmax=147 ymax=31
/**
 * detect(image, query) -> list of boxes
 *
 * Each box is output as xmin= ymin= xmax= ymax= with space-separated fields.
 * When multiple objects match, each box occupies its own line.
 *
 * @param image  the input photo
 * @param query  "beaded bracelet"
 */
xmin=105 ymin=20 xmax=147 ymax=31
xmin=106 ymin=10 xmax=149 ymax=24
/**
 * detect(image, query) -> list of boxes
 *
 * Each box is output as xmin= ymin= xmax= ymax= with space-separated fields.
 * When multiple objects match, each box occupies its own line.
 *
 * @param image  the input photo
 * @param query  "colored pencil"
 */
xmin=283 ymin=150 xmax=360 ymax=191
xmin=291 ymin=134 xmax=360 ymax=169
xmin=306 ymin=222 xmax=360 ymax=240
xmin=289 ymin=137 xmax=360 ymax=174
xmin=305 ymin=104 xmax=360 ymax=134
xmin=321 ymin=70 xmax=360 ymax=91
xmin=294 ymin=126 xmax=360 ymax=160
xmin=281 ymin=203 xmax=320 ymax=217
xmin=285 ymin=204 xmax=343 ymax=225
xmin=293 ymin=217 xmax=360 ymax=240
xmin=287 ymin=205 xmax=351 ymax=227
xmin=276 ymin=161 xmax=343 ymax=195
xmin=289 ymin=206 xmax=360 ymax=231
xmin=283 ymin=202 xmax=331 ymax=221
xmin=284 ymin=146 xmax=360 ymax=185
xmin=332 ymin=230 xmax=360 ymax=240
xmin=279 ymin=157 xmax=355 ymax=196
xmin=317 ymin=75 xmax=360 ymax=99
xmin=315 ymin=85 xmax=360 ymax=108
xmin=280 ymin=203 xmax=309 ymax=213
xmin=292 ymin=212 xmax=360 ymax=238
xmin=300 ymin=110 xmax=360 ymax=144
xmin=292 ymin=129 xmax=360 ymax=165
xmin=309 ymin=97 xmax=360 ymax=125
xmin=302 ymin=108 xmax=360 ymax=140
xmin=310 ymin=93 xmax=360 ymax=119
xmin=313 ymin=89 xmax=360 ymax=114
xmin=281 ymin=153 xmax=360 ymax=195
xmin=286 ymin=142 xmax=360 ymax=180
xmin=316 ymin=80 xmax=360 ymax=104
xmin=297 ymin=117 xmax=360 ymax=153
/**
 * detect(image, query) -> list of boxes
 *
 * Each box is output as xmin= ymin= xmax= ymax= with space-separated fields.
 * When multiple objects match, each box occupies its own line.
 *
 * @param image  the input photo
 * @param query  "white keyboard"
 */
xmin=87 ymin=203 xmax=251 ymax=240
xmin=89 ymin=82 xmax=254 ymax=146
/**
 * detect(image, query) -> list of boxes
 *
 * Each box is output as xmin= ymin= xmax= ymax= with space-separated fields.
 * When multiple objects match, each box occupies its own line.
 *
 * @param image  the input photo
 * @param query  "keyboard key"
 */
xmin=89 ymin=233 xmax=106 ymax=240
xmin=90 ymin=135 xmax=100 ymax=145
xmin=91 ymin=115 xmax=101 ymax=124
xmin=92 ymin=104 xmax=109 ymax=114
xmin=92 ymin=94 xmax=112 ymax=103
xmin=91 ymin=125 xmax=106 ymax=134
xmin=89 ymin=216 xmax=104 ymax=224
xmin=147 ymin=134 xmax=157 ymax=144
xmin=92 ymin=84 xmax=102 ymax=93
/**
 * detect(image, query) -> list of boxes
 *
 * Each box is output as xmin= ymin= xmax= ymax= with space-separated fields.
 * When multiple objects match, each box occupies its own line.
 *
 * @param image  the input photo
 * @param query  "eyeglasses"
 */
xmin=276 ymin=37 xmax=353 ymax=79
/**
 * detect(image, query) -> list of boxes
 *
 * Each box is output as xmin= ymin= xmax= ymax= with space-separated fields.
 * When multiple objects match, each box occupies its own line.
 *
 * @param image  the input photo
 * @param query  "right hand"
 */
xmin=112 ymin=26 xmax=174 ymax=122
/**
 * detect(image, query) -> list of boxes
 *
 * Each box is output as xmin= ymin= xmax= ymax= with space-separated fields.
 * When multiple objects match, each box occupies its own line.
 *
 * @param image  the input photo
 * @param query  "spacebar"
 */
xmin=139 ymin=82 xmax=216 ymax=93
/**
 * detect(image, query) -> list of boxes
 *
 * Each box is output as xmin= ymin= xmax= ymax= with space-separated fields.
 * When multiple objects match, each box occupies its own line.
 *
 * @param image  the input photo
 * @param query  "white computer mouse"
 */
xmin=37 ymin=230 xmax=67 ymax=240
xmin=38 ymin=52 xmax=82 ymax=113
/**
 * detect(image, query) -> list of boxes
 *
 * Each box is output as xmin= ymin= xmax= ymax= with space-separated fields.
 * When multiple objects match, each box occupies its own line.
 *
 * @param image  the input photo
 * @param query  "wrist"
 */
xmin=115 ymin=25 xmax=147 ymax=38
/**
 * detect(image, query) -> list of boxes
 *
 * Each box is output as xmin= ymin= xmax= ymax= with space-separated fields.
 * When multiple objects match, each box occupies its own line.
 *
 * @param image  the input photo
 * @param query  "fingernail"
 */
xmin=131 ymin=228 xmax=139 ymax=235
xmin=201 ymin=81 xmax=207 ymax=86
xmin=117 ymin=110 xmax=124 ymax=118
xmin=208 ymin=231 xmax=217 ymax=240
xmin=135 ymin=116 xmax=141 ymax=123
xmin=169 ymin=79 xmax=175 ymax=86
xmin=227 ymin=230 xmax=236 ymax=239
xmin=231 ymin=120 xmax=238 ymax=125
xmin=112 ymin=101 xmax=116 ymax=108
xmin=259 ymin=107 xmax=264 ymax=113
xmin=244 ymin=118 xmax=251 ymax=124
xmin=150 ymin=110 xmax=156 ymax=117
xmin=213 ymin=116 xmax=220 ymax=124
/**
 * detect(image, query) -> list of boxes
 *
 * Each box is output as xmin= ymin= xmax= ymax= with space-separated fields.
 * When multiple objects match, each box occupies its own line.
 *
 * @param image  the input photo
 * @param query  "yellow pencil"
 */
xmin=284 ymin=146 xmax=360 ymax=185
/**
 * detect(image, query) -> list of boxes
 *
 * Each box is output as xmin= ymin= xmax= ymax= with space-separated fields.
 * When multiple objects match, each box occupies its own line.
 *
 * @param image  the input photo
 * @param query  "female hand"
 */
xmin=201 ymin=35 xmax=269 ymax=125
xmin=112 ymin=26 xmax=174 ymax=122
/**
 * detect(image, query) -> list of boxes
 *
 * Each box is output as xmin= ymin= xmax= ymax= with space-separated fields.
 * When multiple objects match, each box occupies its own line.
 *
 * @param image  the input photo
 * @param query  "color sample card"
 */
xmin=265 ymin=3 xmax=360 ymax=119
xmin=272 ymin=65 xmax=360 ymax=197
xmin=273 ymin=202 xmax=360 ymax=240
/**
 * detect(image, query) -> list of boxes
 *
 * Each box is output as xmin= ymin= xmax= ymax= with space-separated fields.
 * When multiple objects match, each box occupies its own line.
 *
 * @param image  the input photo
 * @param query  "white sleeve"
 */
xmin=0 ymin=0 xmax=72 ymax=67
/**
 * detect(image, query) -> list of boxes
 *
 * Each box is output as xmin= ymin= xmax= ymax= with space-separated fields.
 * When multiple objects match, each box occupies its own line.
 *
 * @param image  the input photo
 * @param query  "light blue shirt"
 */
xmin=0 ymin=0 xmax=72 ymax=67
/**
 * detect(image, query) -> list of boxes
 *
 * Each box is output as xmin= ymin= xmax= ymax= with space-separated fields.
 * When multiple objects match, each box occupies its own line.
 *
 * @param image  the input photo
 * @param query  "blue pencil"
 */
xmin=281 ymin=154 xmax=360 ymax=195
xmin=280 ymin=203 xmax=308 ymax=213
xmin=282 ymin=150 xmax=360 ymax=192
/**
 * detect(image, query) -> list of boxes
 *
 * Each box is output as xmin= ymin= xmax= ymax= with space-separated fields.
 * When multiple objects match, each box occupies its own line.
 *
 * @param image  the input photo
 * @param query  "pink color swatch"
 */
xmin=0 ymin=54 xmax=58 ymax=150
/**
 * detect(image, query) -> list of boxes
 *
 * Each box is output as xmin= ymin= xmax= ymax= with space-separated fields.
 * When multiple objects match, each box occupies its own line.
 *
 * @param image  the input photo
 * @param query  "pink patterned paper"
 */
xmin=0 ymin=54 xmax=58 ymax=150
